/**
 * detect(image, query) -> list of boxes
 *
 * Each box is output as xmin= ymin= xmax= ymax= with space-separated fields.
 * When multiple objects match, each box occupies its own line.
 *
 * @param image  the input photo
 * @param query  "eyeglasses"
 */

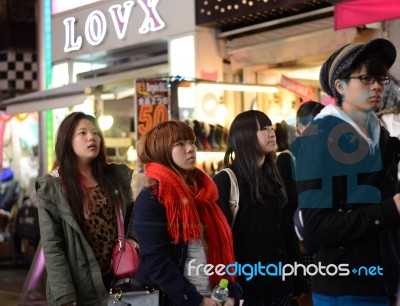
xmin=346 ymin=75 xmax=391 ymax=85
xmin=261 ymin=126 xmax=274 ymax=132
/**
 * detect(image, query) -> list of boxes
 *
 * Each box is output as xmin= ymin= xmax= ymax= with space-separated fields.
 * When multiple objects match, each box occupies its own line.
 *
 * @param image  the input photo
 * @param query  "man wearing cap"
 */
xmin=291 ymin=38 xmax=400 ymax=305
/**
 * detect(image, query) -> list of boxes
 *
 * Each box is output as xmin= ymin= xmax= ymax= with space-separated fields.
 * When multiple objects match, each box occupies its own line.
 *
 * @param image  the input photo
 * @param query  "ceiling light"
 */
xmin=98 ymin=115 xmax=114 ymax=131
xmin=196 ymin=82 xmax=278 ymax=93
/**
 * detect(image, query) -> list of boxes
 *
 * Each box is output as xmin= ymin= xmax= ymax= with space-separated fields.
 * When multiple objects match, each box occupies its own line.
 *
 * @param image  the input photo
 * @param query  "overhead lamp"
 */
xmin=73 ymin=97 xmax=94 ymax=115
xmin=196 ymin=82 xmax=278 ymax=93
xmin=96 ymin=99 xmax=113 ymax=131
xmin=98 ymin=115 xmax=114 ymax=131
xmin=100 ymin=93 xmax=116 ymax=100
xmin=116 ymin=88 xmax=135 ymax=100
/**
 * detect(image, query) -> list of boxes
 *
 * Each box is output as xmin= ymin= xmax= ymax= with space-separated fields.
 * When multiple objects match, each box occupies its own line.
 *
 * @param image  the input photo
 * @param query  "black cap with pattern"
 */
xmin=320 ymin=38 xmax=397 ymax=101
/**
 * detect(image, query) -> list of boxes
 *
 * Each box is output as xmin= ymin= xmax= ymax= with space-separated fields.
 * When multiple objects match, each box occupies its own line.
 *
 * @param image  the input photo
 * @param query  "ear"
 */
xmin=335 ymin=79 xmax=345 ymax=94
xmin=296 ymin=124 xmax=305 ymax=136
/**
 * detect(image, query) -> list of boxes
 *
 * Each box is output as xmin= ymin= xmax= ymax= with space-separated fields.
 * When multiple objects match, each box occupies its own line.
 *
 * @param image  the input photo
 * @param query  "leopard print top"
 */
xmin=82 ymin=185 xmax=117 ymax=275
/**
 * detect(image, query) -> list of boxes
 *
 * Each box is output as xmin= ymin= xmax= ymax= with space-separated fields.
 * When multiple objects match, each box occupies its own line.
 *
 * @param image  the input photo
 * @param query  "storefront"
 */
xmin=2 ymin=1 xmax=230 ymax=300
xmin=194 ymin=0 xmax=400 ymax=128
xmin=2 ymin=0 xmax=233 ymax=177
xmin=3 ymin=0 xmax=399 ymax=189
xmin=222 ymin=14 xmax=384 ymax=120
xmin=9 ymin=1 xmax=400 ymax=303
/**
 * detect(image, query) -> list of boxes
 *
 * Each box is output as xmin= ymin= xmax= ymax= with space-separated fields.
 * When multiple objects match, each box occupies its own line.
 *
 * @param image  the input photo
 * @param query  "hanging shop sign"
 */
xmin=278 ymin=75 xmax=316 ymax=102
xmin=333 ymin=0 xmax=400 ymax=30
xmin=63 ymin=0 xmax=165 ymax=52
xmin=135 ymin=79 xmax=169 ymax=140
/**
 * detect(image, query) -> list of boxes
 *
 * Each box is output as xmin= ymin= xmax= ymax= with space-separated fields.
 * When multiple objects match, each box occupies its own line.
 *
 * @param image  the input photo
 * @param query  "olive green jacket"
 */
xmin=36 ymin=163 xmax=133 ymax=306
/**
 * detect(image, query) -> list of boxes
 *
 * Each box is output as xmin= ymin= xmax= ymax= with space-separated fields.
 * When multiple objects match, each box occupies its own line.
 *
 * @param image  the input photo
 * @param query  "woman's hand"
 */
xmin=224 ymin=297 xmax=236 ymax=306
xmin=61 ymin=302 xmax=76 ymax=306
xmin=127 ymin=238 xmax=139 ymax=251
xmin=200 ymin=297 xmax=236 ymax=306
xmin=201 ymin=297 xmax=222 ymax=306
xmin=394 ymin=193 xmax=400 ymax=214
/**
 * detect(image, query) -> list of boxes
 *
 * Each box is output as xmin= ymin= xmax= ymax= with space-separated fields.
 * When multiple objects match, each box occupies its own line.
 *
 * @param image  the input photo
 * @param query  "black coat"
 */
xmin=213 ymin=166 xmax=307 ymax=299
xmin=291 ymin=115 xmax=400 ymax=297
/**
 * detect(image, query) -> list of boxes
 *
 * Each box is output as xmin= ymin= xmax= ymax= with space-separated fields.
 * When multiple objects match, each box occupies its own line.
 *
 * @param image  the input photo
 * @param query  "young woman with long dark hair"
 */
xmin=37 ymin=112 xmax=133 ymax=306
xmin=213 ymin=110 xmax=306 ymax=306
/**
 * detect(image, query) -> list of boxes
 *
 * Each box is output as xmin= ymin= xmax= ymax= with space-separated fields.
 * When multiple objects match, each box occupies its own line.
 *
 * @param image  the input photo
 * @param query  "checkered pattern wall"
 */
xmin=0 ymin=50 xmax=38 ymax=96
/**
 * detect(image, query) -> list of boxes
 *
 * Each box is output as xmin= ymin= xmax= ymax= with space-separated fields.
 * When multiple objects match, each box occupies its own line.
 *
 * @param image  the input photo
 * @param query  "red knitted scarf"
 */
xmin=145 ymin=162 xmax=236 ymax=286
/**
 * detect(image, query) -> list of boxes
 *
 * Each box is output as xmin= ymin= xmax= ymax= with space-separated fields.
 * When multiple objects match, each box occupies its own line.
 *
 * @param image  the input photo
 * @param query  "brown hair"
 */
xmin=137 ymin=121 xmax=196 ymax=182
xmin=55 ymin=112 xmax=124 ymax=225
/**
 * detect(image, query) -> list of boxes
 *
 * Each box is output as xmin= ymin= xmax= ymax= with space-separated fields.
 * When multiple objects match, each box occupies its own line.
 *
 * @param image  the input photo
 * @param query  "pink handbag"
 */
xmin=112 ymin=205 xmax=140 ymax=279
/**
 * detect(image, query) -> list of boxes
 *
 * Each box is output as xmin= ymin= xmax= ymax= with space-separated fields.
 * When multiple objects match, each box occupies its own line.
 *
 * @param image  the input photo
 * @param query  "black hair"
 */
xmin=275 ymin=122 xmax=289 ymax=152
xmin=296 ymin=101 xmax=326 ymax=126
xmin=224 ymin=110 xmax=287 ymax=204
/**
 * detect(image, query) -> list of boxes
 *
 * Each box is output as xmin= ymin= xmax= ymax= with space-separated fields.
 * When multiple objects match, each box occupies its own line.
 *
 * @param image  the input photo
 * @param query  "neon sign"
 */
xmin=63 ymin=0 xmax=166 ymax=52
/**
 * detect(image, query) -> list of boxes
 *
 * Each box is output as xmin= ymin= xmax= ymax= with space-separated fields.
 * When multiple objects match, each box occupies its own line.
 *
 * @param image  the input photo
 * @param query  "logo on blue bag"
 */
xmin=290 ymin=117 xmax=382 ymax=209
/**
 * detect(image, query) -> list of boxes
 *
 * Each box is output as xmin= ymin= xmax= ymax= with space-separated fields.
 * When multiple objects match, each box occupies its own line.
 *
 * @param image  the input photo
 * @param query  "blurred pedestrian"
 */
xmin=276 ymin=101 xmax=325 ymax=306
xmin=14 ymin=196 xmax=40 ymax=268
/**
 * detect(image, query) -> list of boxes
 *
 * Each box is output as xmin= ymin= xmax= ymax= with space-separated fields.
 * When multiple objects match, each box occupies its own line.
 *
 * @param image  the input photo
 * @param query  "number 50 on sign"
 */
xmin=135 ymin=79 xmax=169 ymax=140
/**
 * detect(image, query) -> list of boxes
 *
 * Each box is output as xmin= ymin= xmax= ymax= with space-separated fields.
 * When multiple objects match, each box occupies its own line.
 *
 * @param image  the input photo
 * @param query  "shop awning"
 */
xmin=2 ymin=62 xmax=169 ymax=115
xmin=334 ymin=0 xmax=400 ymax=30
xmin=224 ymin=17 xmax=359 ymax=71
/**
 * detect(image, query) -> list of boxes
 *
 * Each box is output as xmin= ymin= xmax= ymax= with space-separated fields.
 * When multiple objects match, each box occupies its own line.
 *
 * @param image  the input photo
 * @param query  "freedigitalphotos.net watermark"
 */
xmin=187 ymin=259 xmax=383 ymax=281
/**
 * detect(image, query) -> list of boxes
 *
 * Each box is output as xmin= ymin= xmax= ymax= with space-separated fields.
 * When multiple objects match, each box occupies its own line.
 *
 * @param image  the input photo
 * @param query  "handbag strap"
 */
xmin=116 ymin=205 xmax=126 ymax=250
xmin=115 ymin=203 xmax=136 ymax=248
xmin=219 ymin=168 xmax=239 ymax=227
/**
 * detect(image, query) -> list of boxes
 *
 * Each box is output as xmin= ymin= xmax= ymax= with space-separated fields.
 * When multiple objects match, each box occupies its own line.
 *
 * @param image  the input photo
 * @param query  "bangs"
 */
xmin=170 ymin=121 xmax=196 ymax=143
xmin=155 ymin=121 xmax=196 ymax=145
xmin=366 ymin=57 xmax=389 ymax=75
xmin=255 ymin=112 xmax=272 ymax=127
xmin=354 ymin=55 xmax=389 ymax=76
xmin=139 ymin=121 xmax=196 ymax=166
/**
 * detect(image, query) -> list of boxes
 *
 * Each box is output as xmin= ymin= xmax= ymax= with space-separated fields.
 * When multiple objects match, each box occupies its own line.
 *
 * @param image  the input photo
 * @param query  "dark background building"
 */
xmin=0 ymin=0 xmax=38 ymax=103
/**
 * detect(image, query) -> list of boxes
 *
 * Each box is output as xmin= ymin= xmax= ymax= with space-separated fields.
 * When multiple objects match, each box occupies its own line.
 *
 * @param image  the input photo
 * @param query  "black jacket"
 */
xmin=291 ymin=114 xmax=400 ymax=297
xmin=213 ymin=165 xmax=307 ymax=299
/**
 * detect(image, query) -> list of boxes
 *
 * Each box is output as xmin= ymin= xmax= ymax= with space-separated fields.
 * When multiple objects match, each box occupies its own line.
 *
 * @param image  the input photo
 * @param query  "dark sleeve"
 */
xmin=213 ymin=170 xmax=233 ymax=225
xmin=276 ymin=154 xmax=308 ymax=294
xmin=276 ymin=152 xmax=298 ymax=217
xmin=133 ymin=188 xmax=203 ymax=306
xmin=301 ymin=200 xmax=400 ymax=246
xmin=228 ymin=281 xmax=243 ymax=306
xmin=276 ymin=152 xmax=293 ymax=180
xmin=125 ymin=202 xmax=137 ymax=240
xmin=108 ymin=163 xmax=135 ymax=237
